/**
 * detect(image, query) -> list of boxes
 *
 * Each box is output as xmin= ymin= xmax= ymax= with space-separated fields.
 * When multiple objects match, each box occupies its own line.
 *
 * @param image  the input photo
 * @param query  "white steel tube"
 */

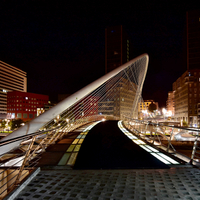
xmin=0 ymin=54 xmax=149 ymax=155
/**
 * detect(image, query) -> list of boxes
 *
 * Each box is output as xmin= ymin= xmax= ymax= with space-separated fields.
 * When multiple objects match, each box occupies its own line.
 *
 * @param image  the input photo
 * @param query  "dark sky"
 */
xmin=1 ymin=1 xmax=200 ymax=107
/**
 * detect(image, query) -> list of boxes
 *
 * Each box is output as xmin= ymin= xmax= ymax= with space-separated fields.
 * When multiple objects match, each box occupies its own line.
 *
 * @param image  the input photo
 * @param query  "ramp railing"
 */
xmin=122 ymin=116 xmax=200 ymax=166
xmin=0 ymin=115 xmax=108 ymax=199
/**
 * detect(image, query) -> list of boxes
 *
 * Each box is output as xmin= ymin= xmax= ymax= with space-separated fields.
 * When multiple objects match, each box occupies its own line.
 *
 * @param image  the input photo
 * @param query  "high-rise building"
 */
xmin=173 ymin=69 xmax=200 ymax=127
xmin=0 ymin=60 xmax=27 ymax=117
xmin=105 ymin=25 xmax=131 ymax=74
xmin=166 ymin=91 xmax=175 ymax=116
xmin=187 ymin=9 xmax=200 ymax=70
xmin=98 ymin=77 xmax=137 ymax=119
xmin=103 ymin=26 xmax=136 ymax=118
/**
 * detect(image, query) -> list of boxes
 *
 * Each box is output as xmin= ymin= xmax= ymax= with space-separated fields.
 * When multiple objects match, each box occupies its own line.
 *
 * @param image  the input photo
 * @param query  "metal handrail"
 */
xmin=122 ymin=116 xmax=200 ymax=165
xmin=0 ymin=114 xmax=111 ymax=199
xmin=0 ymin=127 xmax=59 ymax=147
xmin=126 ymin=117 xmax=200 ymax=133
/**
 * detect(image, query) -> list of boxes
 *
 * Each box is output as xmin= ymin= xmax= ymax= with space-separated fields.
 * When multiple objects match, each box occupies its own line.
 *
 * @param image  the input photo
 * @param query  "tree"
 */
xmin=182 ymin=120 xmax=188 ymax=127
xmin=0 ymin=120 xmax=6 ymax=130
xmin=9 ymin=119 xmax=25 ymax=130
xmin=148 ymin=103 xmax=157 ymax=113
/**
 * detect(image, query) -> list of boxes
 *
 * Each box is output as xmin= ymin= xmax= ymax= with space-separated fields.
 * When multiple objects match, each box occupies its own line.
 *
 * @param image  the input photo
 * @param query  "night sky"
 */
xmin=1 ymin=1 xmax=200 ymax=108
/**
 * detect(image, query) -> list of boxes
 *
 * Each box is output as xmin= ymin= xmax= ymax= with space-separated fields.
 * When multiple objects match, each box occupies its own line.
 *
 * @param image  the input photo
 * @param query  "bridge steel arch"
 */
xmin=0 ymin=54 xmax=149 ymax=155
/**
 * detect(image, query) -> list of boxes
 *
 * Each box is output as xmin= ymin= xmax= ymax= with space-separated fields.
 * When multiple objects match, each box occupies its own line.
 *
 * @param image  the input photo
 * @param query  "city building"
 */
xmin=98 ymin=77 xmax=137 ymax=119
xmin=138 ymin=100 xmax=159 ymax=118
xmin=7 ymin=91 xmax=49 ymax=121
xmin=104 ymin=26 xmax=136 ymax=118
xmin=0 ymin=60 xmax=27 ymax=117
xmin=138 ymin=100 xmax=159 ymax=113
xmin=197 ymin=102 xmax=200 ymax=126
xmin=105 ymin=25 xmax=131 ymax=74
xmin=166 ymin=91 xmax=175 ymax=116
xmin=173 ymin=69 xmax=200 ymax=127
xmin=58 ymin=95 xmax=99 ymax=121
xmin=37 ymin=101 xmax=56 ymax=116
xmin=187 ymin=9 xmax=200 ymax=70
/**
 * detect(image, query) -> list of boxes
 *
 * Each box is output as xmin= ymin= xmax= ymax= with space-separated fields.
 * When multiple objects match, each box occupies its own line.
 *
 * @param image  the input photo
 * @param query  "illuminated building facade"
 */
xmin=77 ymin=96 xmax=99 ymax=119
xmin=173 ymin=69 xmax=200 ymax=127
xmin=166 ymin=91 xmax=175 ymax=116
xmin=7 ymin=91 xmax=49 ymax=121
xmin=0 ymin=60 xmax=27 ymax=116
xmin=63 ymin=96 xmax=100 ymax=121
xmin=104 ymin=26 xmax=135 ymax=117
xmin=37 ymin=102 xmax=56 ymax=116
xmin=98 ymin=78 xmax=137 ymax=118
xmin=187 ymin=9 xmax=200 ymax=70
xmin=138 ymin=100 xmax=159 ymax=113
xmin=198 ymin=102 xmax=200 ymax=126
xmin=105 ymin=25 xmax=131 ymax=74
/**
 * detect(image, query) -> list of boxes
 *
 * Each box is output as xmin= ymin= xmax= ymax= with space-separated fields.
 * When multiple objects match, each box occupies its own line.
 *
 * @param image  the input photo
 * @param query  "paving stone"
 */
xmin=15 ymin=167 xmax=200 ymax=200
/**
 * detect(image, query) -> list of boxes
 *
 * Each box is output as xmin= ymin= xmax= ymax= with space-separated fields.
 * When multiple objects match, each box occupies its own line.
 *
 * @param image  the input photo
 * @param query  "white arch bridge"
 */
xmin=1 ymin=54 xmax=200 ymax=199
xmin=0 ymin=54 xmax=148 ymax=155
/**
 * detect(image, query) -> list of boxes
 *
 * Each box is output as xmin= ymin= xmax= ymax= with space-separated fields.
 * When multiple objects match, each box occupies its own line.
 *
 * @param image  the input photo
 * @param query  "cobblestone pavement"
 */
xmin=16 ymin=167 xmax=200 ymax=200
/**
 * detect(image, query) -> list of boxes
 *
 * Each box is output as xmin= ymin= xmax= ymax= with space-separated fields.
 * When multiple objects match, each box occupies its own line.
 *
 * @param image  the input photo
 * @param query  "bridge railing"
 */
xmin=122 ymin=116 xmax=200 ymax=166
xmin=0 ymin=114 xmax=112 ymax=199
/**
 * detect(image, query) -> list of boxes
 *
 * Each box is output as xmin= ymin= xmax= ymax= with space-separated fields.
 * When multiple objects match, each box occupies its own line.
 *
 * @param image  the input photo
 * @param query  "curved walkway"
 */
xmin=14 ymin=120 xmax=200 ymax=200
xmin=74 ymin=120 xmax=169 ymax=169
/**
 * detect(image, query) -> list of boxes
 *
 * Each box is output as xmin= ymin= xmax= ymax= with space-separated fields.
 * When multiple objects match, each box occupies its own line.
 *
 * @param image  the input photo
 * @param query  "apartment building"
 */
xmin=0 ymin=60 xmax=27 ymax=117
xmin=173 ymin=69 xmax=200 ymax=127
xmin=166 ymin=91 xmax=175 ymax=116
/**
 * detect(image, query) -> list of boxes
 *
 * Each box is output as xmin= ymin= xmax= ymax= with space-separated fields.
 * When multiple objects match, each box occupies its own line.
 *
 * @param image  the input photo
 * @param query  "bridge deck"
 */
xmin=16 ymin=167 xmax=200 ymax=200
xmin=14 ymin=121 xmax=200 ymax=199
